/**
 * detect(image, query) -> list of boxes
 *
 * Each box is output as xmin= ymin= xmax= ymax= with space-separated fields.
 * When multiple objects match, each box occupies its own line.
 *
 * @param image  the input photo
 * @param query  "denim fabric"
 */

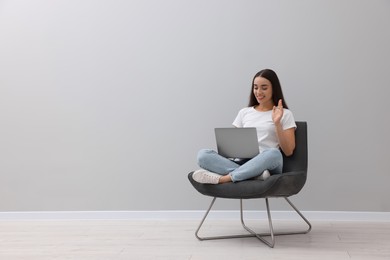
xmin=197 ymin=148 xmax=283 ymax=182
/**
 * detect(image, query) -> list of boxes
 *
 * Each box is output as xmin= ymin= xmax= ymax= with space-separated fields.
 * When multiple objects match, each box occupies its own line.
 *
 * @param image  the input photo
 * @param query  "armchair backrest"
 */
xmin=282 ymin=121 xmax=308 ymax=174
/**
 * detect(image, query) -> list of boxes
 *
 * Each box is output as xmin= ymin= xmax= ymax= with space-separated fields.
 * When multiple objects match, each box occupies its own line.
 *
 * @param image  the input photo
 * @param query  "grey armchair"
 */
xmin=188 ymin=121 xmax=311 ymax=248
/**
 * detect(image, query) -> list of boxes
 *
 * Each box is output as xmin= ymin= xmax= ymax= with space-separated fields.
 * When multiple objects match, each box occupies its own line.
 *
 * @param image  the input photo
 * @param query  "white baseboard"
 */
xmin=0 ymin=210 xmax=389 ymax=222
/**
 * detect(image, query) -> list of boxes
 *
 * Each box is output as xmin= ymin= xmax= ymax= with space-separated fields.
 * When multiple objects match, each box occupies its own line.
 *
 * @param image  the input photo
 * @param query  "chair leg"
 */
xmin=283 ymin=197 xmax=312 ymax=235
xmin=195 ymin=197 xmax=255 ymax=241
xmin=194 ymin=197 xmax=312 ymax=248
xmin=240 ymin=198 xmax=276 ymax=247
xmin=240 ymin=197 xmax=312 ymax=247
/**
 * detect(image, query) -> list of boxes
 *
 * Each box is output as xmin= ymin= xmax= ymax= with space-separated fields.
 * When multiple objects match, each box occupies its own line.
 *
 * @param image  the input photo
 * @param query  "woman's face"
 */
xmin=253 ymin=76 xmax=273 ymax=106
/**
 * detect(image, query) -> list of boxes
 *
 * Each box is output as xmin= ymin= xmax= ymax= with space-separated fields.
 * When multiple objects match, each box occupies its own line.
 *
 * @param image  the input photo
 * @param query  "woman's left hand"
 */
xmin=272 ymin=99 xmax=284 ymax=124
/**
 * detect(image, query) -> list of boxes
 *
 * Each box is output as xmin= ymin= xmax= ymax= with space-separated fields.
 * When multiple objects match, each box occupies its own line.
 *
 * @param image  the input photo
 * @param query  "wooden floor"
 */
xmin=0 ymin=219 xmax=389 ymax=259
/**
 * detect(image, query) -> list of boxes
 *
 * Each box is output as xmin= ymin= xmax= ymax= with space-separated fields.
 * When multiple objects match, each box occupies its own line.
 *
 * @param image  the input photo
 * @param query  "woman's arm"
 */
xmin=275 ymin=124 xmax=295 ymax=156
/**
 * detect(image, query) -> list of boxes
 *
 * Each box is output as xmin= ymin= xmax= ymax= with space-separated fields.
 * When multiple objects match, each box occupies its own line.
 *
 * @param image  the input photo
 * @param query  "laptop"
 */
xmin=214 ymin=127 xmax=259 ymax=159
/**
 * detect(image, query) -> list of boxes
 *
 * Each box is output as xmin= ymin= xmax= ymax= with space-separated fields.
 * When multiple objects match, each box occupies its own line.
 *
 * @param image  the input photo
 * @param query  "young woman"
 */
xmin=192 ymin=69 xmax=296 ymax=184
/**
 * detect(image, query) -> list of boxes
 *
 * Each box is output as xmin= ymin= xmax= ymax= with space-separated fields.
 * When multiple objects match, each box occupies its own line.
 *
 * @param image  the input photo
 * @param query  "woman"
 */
xmin=192 ymin=69 xmax=296 ymax=184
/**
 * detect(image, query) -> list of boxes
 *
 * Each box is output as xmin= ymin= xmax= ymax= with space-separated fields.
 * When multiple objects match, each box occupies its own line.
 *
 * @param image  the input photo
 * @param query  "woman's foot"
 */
xmin=255 ymin=170 xmax=271 ymax=181
xmin=219 ymin=175 xmax=233 ymax=183
xmin=192 ymin=169 xmax=221 ymax=184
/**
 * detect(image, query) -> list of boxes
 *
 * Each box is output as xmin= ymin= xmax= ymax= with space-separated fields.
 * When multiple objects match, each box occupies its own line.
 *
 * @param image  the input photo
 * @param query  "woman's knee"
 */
xmin=197 ymin=149 xmax=215 ymax=165
xmin=264 ymin=148 xmax=283 ymax=161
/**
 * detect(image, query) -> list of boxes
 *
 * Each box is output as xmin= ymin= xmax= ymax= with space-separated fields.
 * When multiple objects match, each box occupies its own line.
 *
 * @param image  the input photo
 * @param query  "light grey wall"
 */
xmin=0 ymin=0 xmax=389 ymax=212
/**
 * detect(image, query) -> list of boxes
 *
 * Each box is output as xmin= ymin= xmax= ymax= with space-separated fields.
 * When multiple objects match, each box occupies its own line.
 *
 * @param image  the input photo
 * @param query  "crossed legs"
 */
xmin=193 ymin=148 xmax=283 ymax=184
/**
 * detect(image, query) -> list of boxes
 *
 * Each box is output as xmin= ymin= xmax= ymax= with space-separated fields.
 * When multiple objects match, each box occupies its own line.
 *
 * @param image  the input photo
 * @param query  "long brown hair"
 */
xmin=248 ymin=69 xmax=289 ymax=109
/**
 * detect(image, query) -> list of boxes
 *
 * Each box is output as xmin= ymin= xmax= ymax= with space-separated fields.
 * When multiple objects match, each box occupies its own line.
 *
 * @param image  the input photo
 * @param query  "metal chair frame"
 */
xmin=195 ymin=196 xmax=312 ymax=248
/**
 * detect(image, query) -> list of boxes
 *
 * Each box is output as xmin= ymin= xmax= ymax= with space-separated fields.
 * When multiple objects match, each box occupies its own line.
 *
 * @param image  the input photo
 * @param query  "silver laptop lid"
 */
xmin=214 ymin=127 xmax=259 ymax=159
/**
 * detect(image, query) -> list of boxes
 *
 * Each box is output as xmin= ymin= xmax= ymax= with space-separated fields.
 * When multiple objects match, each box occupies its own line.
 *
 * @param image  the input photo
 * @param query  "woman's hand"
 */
xmin=272 ymin=99 xmax=295 ymax=156
xmin=272 ymin=99 xmax=284 ymax=124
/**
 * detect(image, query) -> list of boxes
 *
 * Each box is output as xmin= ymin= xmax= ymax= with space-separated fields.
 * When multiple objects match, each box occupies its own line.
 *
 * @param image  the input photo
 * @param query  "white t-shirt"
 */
xmin=232 ymin=107 xmax=296 ymax=153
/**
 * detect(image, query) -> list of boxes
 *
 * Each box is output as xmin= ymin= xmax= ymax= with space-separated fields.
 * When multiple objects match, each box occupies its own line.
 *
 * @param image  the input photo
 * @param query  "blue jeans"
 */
xmin=197 ymin=148 xmax=283 ymax=182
